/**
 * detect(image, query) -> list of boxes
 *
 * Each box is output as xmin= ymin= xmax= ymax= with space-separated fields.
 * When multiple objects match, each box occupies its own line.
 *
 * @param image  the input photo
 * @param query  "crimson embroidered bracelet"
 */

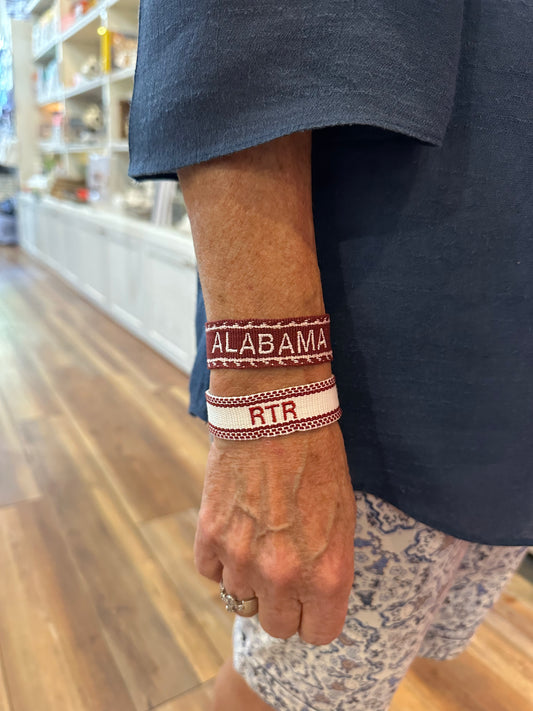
xmin=205 ymin=376 xmax=341 ymax=440
xmin=205 ymin=315 xmax=333 ymax=369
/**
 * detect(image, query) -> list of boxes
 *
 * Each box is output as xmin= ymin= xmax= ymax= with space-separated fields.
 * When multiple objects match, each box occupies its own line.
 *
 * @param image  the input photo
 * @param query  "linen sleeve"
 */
xmin=128 ymin=0 xmax=465 ymax=180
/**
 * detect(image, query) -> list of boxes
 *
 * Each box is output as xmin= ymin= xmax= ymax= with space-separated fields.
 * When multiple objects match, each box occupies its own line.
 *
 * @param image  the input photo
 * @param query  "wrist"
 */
xmin=209 ymin=362 xmax=333 ymax=397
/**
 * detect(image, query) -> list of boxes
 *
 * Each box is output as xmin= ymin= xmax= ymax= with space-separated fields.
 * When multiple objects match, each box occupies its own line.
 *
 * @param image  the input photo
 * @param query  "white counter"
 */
xmin=18 ymin=193 xmax=198 ymax=374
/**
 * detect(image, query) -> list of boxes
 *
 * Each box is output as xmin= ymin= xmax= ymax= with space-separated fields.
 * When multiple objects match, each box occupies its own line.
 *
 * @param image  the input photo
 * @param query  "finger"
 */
xmin=193 ymin=526 xmax=223 ymax=582
xmin=299 ymin=586 xmax=351 ymax=646
xmin=257 ymin=589 xmax=301 ymax=640
xmin=221 ymin=567 xmax=257 ymax=602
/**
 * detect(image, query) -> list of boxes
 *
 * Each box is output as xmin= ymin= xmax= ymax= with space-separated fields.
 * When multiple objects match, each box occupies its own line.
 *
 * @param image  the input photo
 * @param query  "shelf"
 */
xmin=40 ymin=141 xmax=66 ymax=153
xmin=64 ymin=75 xmax=106 ymax=100
xmin=38 ymin=66 xmax=135 ymax=107
xmin=40 ymin=141 xmax=117 ymax=154
xmin=33 ymin=0 xmax=119 ymax=60
xmin=110 ymin=66 xmax=135 ymax=83
xmin=38 ymin=92 xmax=64 ymax=106
xmin=66 ymin=143 xmax=108 ymax=153
xmin=30 ymin=0 xmax=141 ymax=216
xmin=110 ymin=141 xmax=129 ymax=151
xmin=25 ymin=0 xmax=55 ymax=15
xmin=34 ymin=40 xmax=58 ymax=63
xmin=61 ymin=4 xmax=106 ymax=43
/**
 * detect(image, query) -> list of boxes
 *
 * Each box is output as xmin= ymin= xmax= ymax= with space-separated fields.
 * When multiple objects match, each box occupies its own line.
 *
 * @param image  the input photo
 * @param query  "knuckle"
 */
xmin=315 ymin=562 xmax=353 ymax=598
xmin=194 ymin=557 xmax=216 ymax=581
xmin=197 ymin=517 xmax=219 ymax=548
xmin=261 ymin=560 xmax=301 ymax=589
xmin=315 ymin=575 xmax=344 ymax=598
xmin=228 ymin=544 xmax=252 ymax=570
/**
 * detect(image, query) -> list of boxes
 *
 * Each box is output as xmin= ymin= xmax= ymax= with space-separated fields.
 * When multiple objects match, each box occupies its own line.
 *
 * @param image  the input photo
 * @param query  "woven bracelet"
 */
xmin=205 ymin=315 xmax=333 ymax=369
xmin=205 ymin=376 xmax=341 ymax=440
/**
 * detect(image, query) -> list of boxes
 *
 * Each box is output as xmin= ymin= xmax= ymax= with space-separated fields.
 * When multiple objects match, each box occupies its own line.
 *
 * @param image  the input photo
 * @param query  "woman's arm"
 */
xmin=178 ymin=131 xmax=356 ymax=645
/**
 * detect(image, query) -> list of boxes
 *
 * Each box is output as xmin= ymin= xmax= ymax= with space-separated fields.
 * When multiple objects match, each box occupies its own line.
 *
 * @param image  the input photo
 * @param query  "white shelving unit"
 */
xmin=29 ymin=0 xmax=141 ymax=197
xmin=15 ymin=0 xmax=197 ymax=375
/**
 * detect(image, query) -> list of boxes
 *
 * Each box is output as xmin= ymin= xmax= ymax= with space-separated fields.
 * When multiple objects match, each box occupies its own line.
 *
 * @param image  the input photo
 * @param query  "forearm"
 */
xmin=183 ymin=133 xmax=355 ymax=646
xmin=178 ymin=131 xmax=332 ymax=395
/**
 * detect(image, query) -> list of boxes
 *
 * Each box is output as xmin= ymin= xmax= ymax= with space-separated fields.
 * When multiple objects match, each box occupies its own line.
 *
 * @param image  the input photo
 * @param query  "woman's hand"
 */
xmin=194 ymin=422 xmax=357 ymax=645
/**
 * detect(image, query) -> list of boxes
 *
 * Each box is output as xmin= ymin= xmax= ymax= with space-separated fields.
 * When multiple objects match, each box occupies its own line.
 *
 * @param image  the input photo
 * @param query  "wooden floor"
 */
xmin=0 ymin=245 xmax=531 ymax=711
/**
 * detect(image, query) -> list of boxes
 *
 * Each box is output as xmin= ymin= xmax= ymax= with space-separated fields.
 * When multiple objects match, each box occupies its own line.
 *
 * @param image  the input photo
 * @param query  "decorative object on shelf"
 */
xmin=110 ymin=32 xmax=137 ymax=70
xmin=25 ymin=173 xmax=51 ymax=196
xmin=99 ymin=24 xmax=111 ymax=73
xmin=50 ymin=175 xmax=86 ymax=201
xmin=87 ymin=153 xmax=110 ymax=202
xmin=38 ymin=103 xmax=64 ymax=143
xmin=119 ymin=99 xmax=130 ymax=138
xmin=83 ymin=103 xmax=103 ymax=131
xmin=36 ymin=58 xmax=60 ymax=100
xmin=79 ymin=54 xmax=100 ymax=80
xmin=123 ymin=179 xmax=154 ymax=218
xmin=66 ymin=102 xmax=104 ymax=143
xmin=76 ymin=187 xmax=90 ymax=202
xmin=73 ymin=0 xmax=95 ymax=19
xmin=50 ymin=107 xmax=63 ymax=143
xmin=32 ymin=4 xmax=59 ymax=56
xmin=61 ymin=0 xmax=95 ymax=32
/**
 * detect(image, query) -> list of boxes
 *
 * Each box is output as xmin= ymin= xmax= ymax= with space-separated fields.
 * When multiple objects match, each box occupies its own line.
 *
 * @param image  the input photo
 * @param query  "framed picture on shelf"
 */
xmin=119 ymin=100 xmax=131 ymax=139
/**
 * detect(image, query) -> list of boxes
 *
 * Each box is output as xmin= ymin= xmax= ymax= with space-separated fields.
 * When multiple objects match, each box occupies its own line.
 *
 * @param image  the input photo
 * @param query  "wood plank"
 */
xmin=0 ymin=391 xmax=40 ymax=506
xmin=0 ymin=498 xmax=136 ymax=711
xmin=40 ymin=366 xmax=202 ymax=520
xmin=392 ymin=668 xmax=454 ymax=711
xmin=153 ymin=680 xmax=215 ymax=711
xmin=5 ymin=269 xmax=205 ymax=522
xmin=505 ymin=571 xmax=533 ymax=610
xmin=407 ymin=648 xmax=531 ymax=711
xmin=467 ymin=620 xmax=533 ymax=703
xmin=482 ymin=600 xmax=533 ymax=661
xmin=30 ymin=273 xmax=210 ymax=491
xmin=141 ymin=509 xmax=234 ymax=662
xmin=0 ymin=652 xmax=11 ymax=711
xmin=0 ymin=336 xmax=49 ymax=422
xmin=19 ymin=416 xmax=221 ymax=706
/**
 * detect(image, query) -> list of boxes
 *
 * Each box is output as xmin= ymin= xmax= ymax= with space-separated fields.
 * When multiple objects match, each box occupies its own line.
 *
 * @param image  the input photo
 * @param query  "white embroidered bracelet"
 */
xmin=205 ymin=376 xmax=341 ymax=440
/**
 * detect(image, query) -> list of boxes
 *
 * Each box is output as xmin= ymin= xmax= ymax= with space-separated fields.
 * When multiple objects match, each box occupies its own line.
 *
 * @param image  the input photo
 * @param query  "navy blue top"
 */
xmin=129 ymin=0 xmax=533 ymax=545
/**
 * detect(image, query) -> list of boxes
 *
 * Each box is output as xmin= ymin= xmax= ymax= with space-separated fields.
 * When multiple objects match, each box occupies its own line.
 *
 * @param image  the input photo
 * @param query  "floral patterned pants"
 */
xmin=233 ymin=490 xmax=528 ymax=711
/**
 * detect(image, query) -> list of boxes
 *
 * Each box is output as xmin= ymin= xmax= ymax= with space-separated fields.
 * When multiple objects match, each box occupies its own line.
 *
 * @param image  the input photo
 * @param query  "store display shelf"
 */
xmin=29 ymin=0 xmax=143 ymax=231
xmin=33 ymin=39 xmax=57 ymax=63
xmin=110 ymin=140 xmax=129 ymax=151
xmin=35 ymin=0 xmax=122 ymax=59
xmin=38 ymin=67 xmax=136 ymax=107
xmin=39 ymin=141 xmax=65 ymax=153
xmin=61 ymin=3 xmax=106 ymax=43
xmin=63 ymin=74 xmax=106 ymax=100
xmin=66 ymin=143 xmax=108 ymax=152
xmin=110 ymin=66 xmax=136 ymax=83
xmin=25 ymin=0 xmax=55 ymax=16
xmin=38 ymin=91 xmax=63 ymax=106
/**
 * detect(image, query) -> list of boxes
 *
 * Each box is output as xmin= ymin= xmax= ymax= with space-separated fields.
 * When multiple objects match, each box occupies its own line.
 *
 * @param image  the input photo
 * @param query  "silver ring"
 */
xmin=220 ymin=581 xmax=259 ymax=617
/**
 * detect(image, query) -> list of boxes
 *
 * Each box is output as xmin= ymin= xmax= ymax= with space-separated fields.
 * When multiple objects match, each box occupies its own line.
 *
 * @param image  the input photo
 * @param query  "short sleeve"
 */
xmin=128 ymin=0 xmax=465 ymax=181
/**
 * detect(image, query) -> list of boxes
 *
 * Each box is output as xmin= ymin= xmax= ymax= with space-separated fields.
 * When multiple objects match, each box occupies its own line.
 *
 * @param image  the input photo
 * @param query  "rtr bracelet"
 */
xmin=206 ymin=376 xmax=341 ymax=440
